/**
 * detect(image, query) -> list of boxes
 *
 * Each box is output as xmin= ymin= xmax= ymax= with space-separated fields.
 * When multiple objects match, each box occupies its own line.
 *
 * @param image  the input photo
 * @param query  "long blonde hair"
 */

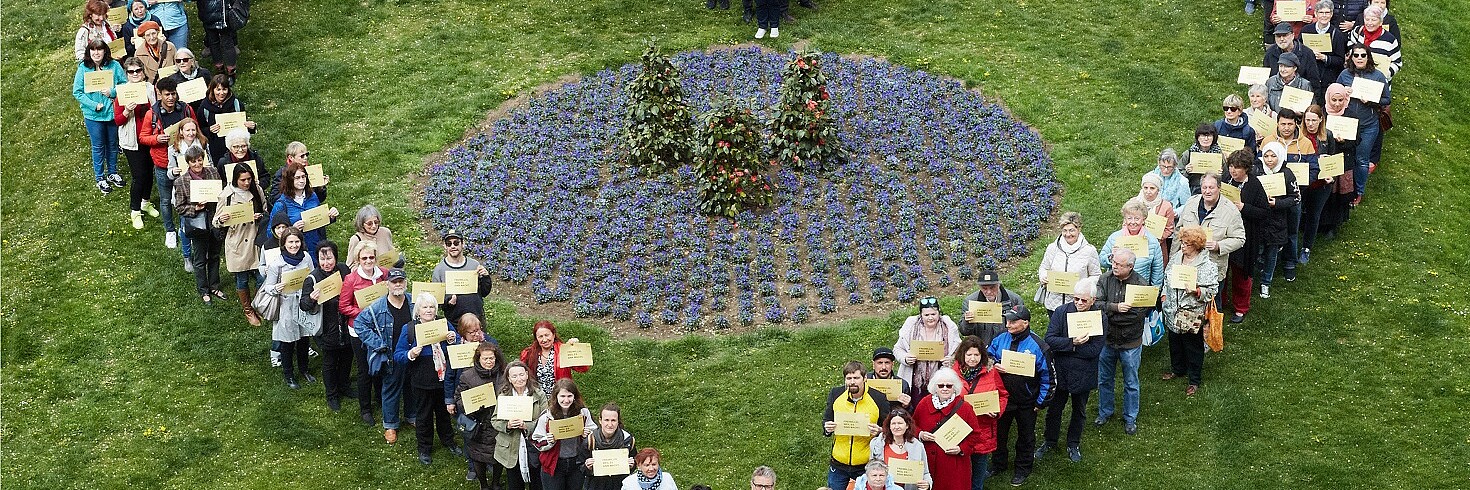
xmin=172 ymin=118 xmax=203 ymax=154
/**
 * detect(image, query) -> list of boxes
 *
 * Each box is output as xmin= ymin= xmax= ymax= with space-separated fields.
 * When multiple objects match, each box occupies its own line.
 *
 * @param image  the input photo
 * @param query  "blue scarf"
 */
xmin=636 ymin=469 xmax=663 ymax=490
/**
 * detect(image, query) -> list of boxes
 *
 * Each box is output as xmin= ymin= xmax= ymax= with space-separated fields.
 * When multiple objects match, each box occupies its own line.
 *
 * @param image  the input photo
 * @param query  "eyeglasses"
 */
xmin=1223 ymin=106 xmax=1241 ymax=112
xmin=753 ymin=484 xmax=775 ymax=489
xmin=298 ymin=152 xmax=310 ymax=158
xmin=935 ymin=384 xmax=954 ymax=389
xmin=919 ymin=296 xmax=939 ymax=307
xmin=176 ymin=57 xmax=192 ymax=62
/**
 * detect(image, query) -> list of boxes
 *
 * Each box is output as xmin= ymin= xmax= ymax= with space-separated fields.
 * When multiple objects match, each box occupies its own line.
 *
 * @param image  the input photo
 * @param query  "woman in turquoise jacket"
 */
xmin=73 ymin=39 xmax=128 ymax=194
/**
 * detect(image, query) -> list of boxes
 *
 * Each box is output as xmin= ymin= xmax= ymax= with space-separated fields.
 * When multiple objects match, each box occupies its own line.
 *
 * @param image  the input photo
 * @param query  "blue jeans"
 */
xmin=380 ymin=362 xmax=419 ymax=429
xmin=84 ymin=118 xmax=119 ymax=181
xmin=234 ymin=270 xmax=261 ymax=291
xmin=826 ymin=464 xmax=863 ymax=490
xmin=165 ymin=24 xmax=188 ymax=51
xmin=971 ymin=452 xmax=990 ymax=490
xmin=1256 ymin=240 xmax=1292 ymax=286
xmin=1097 ymin=345 xmax=1141 ymax=424
xmin=1353 ymin=122 xmax=1381 ymax=196
xmin=153 ymin=168 xmax=177 ymax=232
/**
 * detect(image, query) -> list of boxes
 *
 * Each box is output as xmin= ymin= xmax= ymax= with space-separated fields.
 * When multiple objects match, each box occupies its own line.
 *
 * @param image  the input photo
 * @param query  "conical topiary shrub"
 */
xmin=768 ymin=50 xmax=841 ymax=172
xmin=696 ymin=99 xmax=775 ymax=217
xmin=623 ymin=44 xmax=694 ymax=175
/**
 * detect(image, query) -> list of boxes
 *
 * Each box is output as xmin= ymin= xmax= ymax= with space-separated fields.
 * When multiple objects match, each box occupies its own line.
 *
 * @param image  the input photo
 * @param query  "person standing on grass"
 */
xmin=958 ymin=271 xmax=1024 ymax=346
xmin=585 ymin=403 xmax=636 ymax=490
xmin=1094 ymin=248 xmax=1147 ymax=435
xmin=74 ymin=0 xmax=120 ymax=61
xmin=339 ymin=241 xmax=387 ymax=425
xmin=911 ymin=369 xmax=981 ymax=490
xmin=753 ymin=0 xmax=785 ymax=39
xmin=1336 ymin=44 xmax=1389 ymax=206
xmin=1213 ymin=94 xmax=1258 ymax=151
xmin=895 ymin=297 xmax=962 ymax=403
xmin=165 ymin=117 xmax=205 ymax=267
xmin=117 ymin=0 xmax=159 ymax=60
xmin=532 ymin=378 xmax=598 ymax=490
xmin=301 ymin=239 xmax=353 ymax=412
xmin=1036 ymin=212 xmax=1101 ymax=316
xmin=195 ymin=0 xmax=244 ymax=79
xmin=270 ymin=162 xmax=337 ymax=253
xmin=73 ymin=39 xmax=127 ymax=196
xmin=131 ymin=20 xmax=175 ymax=82
xmin=1265 ymin=23 xmax=1321 ymax=89
xmin=1134 ymin=174 xmax=1178 ymax=267
xmin=1037 ymin=277 xmax=1103 ymax=463
xmin=868 ymin=347 xmax=912 ymax=411
xmin=347 ymin=204 xmax=403 ymax=269
xmin=1150 ymin=149 xmax=1191 ymax=209
xmin=868 ymin=409 xmax=932 ymax=490
xmin=1250 ymin=141 xmax=1300 ymax=299
xmin=355 ymin=268 xmax=419 ymax=444
xmin=447 ymin=315 xmax=497 ymax=482
xmin=455 ymin=340 xmax=506 ymax=490
xmin=199 ymin=75 xmax=254 ymax=167
xmin=492 ymin=361 xmax=548 ymax=490
xmin=260 ymin=226 xmax=316 ymax=389
xmin=114 ymin=56 xmax=162 ymax=228
xmin=821 ymin=361 xmax=890 ymax=490
xmin=394 ymin=292 xmax=463 ymax=465
xmin=1174 ymin=173 xmax=1247 ymax=313
xmin=1264 ymin=53 xmax=1313 ymax=114
xmin=987 ymin=305 xmax=1053 ymax=487
xmin=1180 ymin=123 xmax=1222 ymax=194
xmin=172 ymin=146 xmax=224 ymax=304
xmin=433 ymin=229 xmax=494 ymax=328
xmin=948 ymin=335 xmax=1005 ymax=489
xmin=213 ymin=162 xmax=266 ymax=326
xmin=519 ymin=321 xmax=590 ymax=397
xmin=1161 ymin=226 xmax=1220 ymax=397
xmin=1223 ymin=150 xmax=1270 ymax=323
xmin=1099 ymin=201 xmax=1165 ymax=287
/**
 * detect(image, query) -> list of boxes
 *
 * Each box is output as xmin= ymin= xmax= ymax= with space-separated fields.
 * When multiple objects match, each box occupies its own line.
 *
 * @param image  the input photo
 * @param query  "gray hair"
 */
xmin=1314 ymin=0 xmax=1333 ymax=12
xmin=175 ymin=47 xmax=194 ymax=60
xmin=1199 ymin=172 xmax=1223 ymax=187
xmin=1058 ymin=211 xmax=1083 ymax=230
xmin=1112 ymin=247 xmax=1137 ymax=266
xmin=224 ymin=128 xmax=251 ymax=148
xmin=1159 ymin=148 xmax=1179 ymax=163
xmin=1248 ymin=83 xmax=1268 ymax=97
xmin=354 ymin=204 xmax=382 ymax=233
xmin=927 ymin=367 xmax=964 ymax=397
xmin=183 ymin=145 xmax=206 ymax=162
xmin=416 ymin=292 xmax=439 ymax=307
xmin=1121 ymin=199 xmax=1148 ymax=219
xmin=752 ymin=466 xmax=777 ymax=484
xmin=1363 ymin=5 xmax=1386 ymax=20
xmin=1074 ymin=275 xmax=1100 ymax=298
xmin=863 ymin=460 xmax=889 ymax=475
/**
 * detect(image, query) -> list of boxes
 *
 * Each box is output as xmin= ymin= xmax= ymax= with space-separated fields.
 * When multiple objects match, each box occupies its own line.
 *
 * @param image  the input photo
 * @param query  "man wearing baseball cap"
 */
xmin=354 ymin=268 xmax=419 ymax=444
xmin=987 ymin=304 xmax=1054 ymax=487
xmin=1265 ymin=22 xmax=1320 ymax=87
xmin=866 ymin=347 xmax=912 ymax=410
xmin=959 ymin=270 xmax=1025 ymax=347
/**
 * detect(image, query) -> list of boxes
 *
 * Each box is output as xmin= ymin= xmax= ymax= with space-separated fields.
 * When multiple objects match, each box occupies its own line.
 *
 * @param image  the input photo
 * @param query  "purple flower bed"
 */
xmin=423 ymin=47 xmax=1057 ymax=330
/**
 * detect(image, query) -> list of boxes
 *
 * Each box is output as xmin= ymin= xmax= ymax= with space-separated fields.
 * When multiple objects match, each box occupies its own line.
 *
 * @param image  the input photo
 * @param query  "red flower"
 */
xmin=718 ymin=141 xmax=730 ymax=148
xmin=806 ymin=100 xmax=818 ymax=111
xmin=763 ymin=184 xmax=771 ymax=190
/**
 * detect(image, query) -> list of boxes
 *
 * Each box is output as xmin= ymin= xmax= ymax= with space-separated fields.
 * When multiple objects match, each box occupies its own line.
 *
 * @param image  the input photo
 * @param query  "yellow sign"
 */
xmin=156 ymin=64 xmax=178 ymax=80
xmin=1372 ymin=54 xmax=1392 ymax=77
xmin=1046 ymin=271 xmax=1079 ymax=294
xmin=1237 ymin=66 xmax=1270 ymax=85
xmin=1317 ymin=153 xmax=1345 ymax=178
xmin=353 ymin=281 xmax=388 ymax=308
xmin=910 ymin=340 xmax=946 ymax=361
xmin=494 ymin=395 xmax=533 ymax=421
xmin=1125 ymin=285 xmax=1161 ymax=308
xmin=964 ymin=390 xmax=1001 ymax=415
xmin=889 ymin=458 xmax=925 ymax=485
xmin=1248 ymin=112 xmax=1277 ymax=139
xmin=558 ymin=342 xmax=594 ymax=367
xmin=217 ymin=201 xmax=255 ymax=227
xmin=216 ymin=111 xmax=247 ymax=133
xmin=1000 ymin=350 xmax=1036 ymax=377
xmin=314 ymin=271 xmax=343 ymax=302
xmin=1276 ymin=0 xmax=1307 ymax=20
xmin=1258 ymin=172 xmax=1288 ymax=197
xmin=865 ymin=378 xmax=903 ymax=400
xmin=1217 ymin=136 xmax=1246 ymax=155
xmin=832 ymin=411 xmax=869 ymax=437
xmin=1220 ymin=183 xmax=1242 ymax=203
xmin=1287 ymin=162 xmax=1311 ymax=184
xmin=1302 ymin=33 xmax=1331 ymax=52
xmin=932 ymin=413 xmax=973 ymax=450
xmin=1168 ymin=264 xmax=1199 ymax=289
xmin=1325 ymin=115 xmax=1358 ymax=140
xmin=378 ymin=249 xmax=400 ymax=268
xmin=300 ymin=204 xmax=331 ymax=231
xmin=1144 ymin=213 xmax=1167 ymax=239
xmin=176 ymin=77 xmax=207 ymax=103
xmin=462 ymin=382 xmax=498 ymax=413
xmin=445 ymin=270 xmax=478 ymax=295
xmin=189 ymin=179 xmax=221 ymax=203
xmin=591 ymin=449 xmax=631 ymax=477
xmin=1351 ymin=76 xmax=1384 ymax=103
xmin=413 ymin=281 xmax=446 ymax=304
xmin=1279 ymin=86 xmax=1313 ymax=113
xmin=305 ymin=164 xmax=326 ymax=185
xmin=1067 ymin=310 xmax=1104 ymax=338
xmin=966 ymin=300 xmax=1003 ymax=323
xmin=223 ymin=160 xmax=260 ymax=181
xmin=108 ymin=37 xmax=127 ymax=60
xmin=280 ymin=266 xmax=311 ymax=294
xmin=1114 ymin=234 xmax=1150 ymax=259
xmin=1187 ymin=151 xmax=1222 ymax=175
xmin=415 ymin=318 xmax=449 ymax=347
xmin=448 ymin=342 xmax=477 ymax=369
xmin=107 ymin=6 xmax=126 ymax=25
xmin=548 ymin=415 xmax=585 ymax=440
xmin=116 ymin=82 xmax=149 ymax=105
xmin=84 ymin=69 xmax=115 ymax=93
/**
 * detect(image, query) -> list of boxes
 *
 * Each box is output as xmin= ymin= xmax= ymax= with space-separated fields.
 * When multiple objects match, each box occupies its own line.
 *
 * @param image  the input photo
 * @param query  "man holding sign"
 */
xmin=354 ymin=268 xmax=419 ymax=443
xmin=433 ymin=229 xmax=494 ymax=329
xmin=1037 ymin=277 xmax=1104 ymax=463
xmin=958 ymin=271 xmax=1023 ymax=346
xmin=867 ymin=347 xmax=912 ymax=410
xmin=393 ymin=294 xmax=463 ymax=465
xmin=1096 ymin=250 xmax=1148 ymax=435
xmin=822 ymin=362 xmax=890 ymax=490
xmin=985 ymin=305 xmax=1052 ymax=486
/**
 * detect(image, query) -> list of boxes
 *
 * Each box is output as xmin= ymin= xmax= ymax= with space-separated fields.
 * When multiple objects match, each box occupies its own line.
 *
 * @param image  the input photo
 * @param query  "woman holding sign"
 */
xmin=348 ymin=205 xmax=403 ymax=269
xmin=455 ymin=341 xmax=506 ymax=490
xmin=894 ymin=297 xmax=962 ymax=403
xmin=261 ymin=227 xmax=317 ymax=389
xmin=948 ymin=336 xmax=1005 ymax=488
xmin=587 ymin=403 xmax=637 ymax=490
xmin=115 ymin=56 xmax=163 ymax=228
xmin=492 ymin=360 xmax=548 ymax=490
xmin=199 ymin=75 xmax=254 ymax=167
xmin=519 ymin=321 xmax=591 ymax=397
xmin=532 ymin=378 xmax=598 ymax=490
xmin=1335 ymin=44 xmax=1390 ymax=205
xmin=619 ymin=448 xmax=677 ymax=490
xmin=1224 ymin=151 xmax=1270 ymax=322
xmin=74 ymin=39 xmax=128 ymax=195
xmin=867 ymin=409 xmax=932 ymax=490
xmin=172 ymin=146 xmax=224 ymax=304
xmin=1099 ymin=201 xmax=1165 ymax=287
xmin=1136 ymin=174 xmax=1178 ymax=267
xmin=1035 ymin=212 xmax=1101 ymax=315
xmin=302 ymin=240 xmax=353 ymax=411
xmin=1298 ymin=104 xmax=1356 ymax=261
xmin=131 ymin=20 xmax=175 ymax=82
xmin=1319 ymin=84 xmax=1363 ymax=237
xmin=911 ymin=369 xmax=980 ymax=490
xmin=270 ymin=162 xmax=337 ymax=253
xmin=1161 ymin=226 xmax=1220 ymax=396
xmin=74 ymin=1 xmax=120 ymax=62
xmin=1180 ymin=123 xmax=1222 ymax=194
xmin=1251 ymin=141 xmax=1300 ymax=299
xmin=214 ymin=162 xmax=266 ymax=325
xmin=394 ymin=293 xmax=462 ymax=465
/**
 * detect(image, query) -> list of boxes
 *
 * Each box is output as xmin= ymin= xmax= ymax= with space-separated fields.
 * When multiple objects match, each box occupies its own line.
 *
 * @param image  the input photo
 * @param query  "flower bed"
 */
xmin=423 ymin=46 xmax=1058 ymax=330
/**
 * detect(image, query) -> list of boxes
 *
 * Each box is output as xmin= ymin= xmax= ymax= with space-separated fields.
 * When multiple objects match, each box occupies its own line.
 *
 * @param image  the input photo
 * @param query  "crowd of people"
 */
xmin=69 ymin=0 xmax=1402 ymax=488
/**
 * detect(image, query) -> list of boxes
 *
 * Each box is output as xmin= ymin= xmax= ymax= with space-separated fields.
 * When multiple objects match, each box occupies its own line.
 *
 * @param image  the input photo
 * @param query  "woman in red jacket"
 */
xmin=517 ymin=321 xmax=590 ymax=397
xmin=339 ymin=241 xmax=387 ymax=424
xmin=912 ymin=369 xmax=981 ymax=490
xmin=949 ymin=336 xmax=1007 ymax=490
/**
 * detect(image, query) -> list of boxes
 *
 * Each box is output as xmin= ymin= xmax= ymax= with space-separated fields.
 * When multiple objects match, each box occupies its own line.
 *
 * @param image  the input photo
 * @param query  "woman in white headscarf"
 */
xmin=1135 ymin=173 xmax=1178 ymax=267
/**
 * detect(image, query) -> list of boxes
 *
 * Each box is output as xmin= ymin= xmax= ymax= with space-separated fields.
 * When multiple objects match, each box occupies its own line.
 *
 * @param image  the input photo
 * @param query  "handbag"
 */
xmin=226 ymin=0 xmax=250 ymax=29
xmin=1377 ymin=105 xmax=1393 ymax=132
xmin=1204 ymin=302 xmax=1225 ymax=352
xmin=182 ymin=211 xmax=214 ymax=239
xmin=1141 ymin=309 xmax=1166 ymax=347
xmin=252 ymin=289 xmax=282 ymax=322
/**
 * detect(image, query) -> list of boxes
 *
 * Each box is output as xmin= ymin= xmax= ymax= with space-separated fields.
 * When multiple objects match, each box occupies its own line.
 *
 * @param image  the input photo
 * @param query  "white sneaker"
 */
xmin=141 ymin=200 xmax=160 ymax=218
xmin=270 ymin=351 xmax=282 ymax=367
xmin=1259 ymin=285 xmax=1271 ymax=299
xmin=309 ymin=348 xmax=319 ymax=358
xmin=183 ymin=257 xmax=194 ymax=273
xmin=755 ymin=28 xmax=766 ymax=39
xmin=165 ymin=231 xmax=178 ymax=249
xmin=770 ymin=27 xmax=779 ymax=38
xmin=130 ymin=211 xmax=144 ymax=230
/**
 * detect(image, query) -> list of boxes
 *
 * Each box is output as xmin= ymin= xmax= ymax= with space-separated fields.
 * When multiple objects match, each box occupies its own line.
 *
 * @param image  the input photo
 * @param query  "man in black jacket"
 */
xmin=1095 ymin=249 xmax=1148 ymax=435
xmin=959 ymin=270 xmax=1024 ymax=347
xmin=1037 ymin=276 xmax=1105 ymax=462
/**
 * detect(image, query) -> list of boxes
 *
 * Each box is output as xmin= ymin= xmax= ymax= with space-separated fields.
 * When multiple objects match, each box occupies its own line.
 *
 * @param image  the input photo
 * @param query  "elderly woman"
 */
xmin=213 ymin=162 xmax=266 ymax=325
xmin=586 ymin=403 xmax=636 ymax=490
xmin=1150 ymin=149 xmax=1190 ymax=209
xmin=1319 ymin=84 xmax=1363 ymax=236
xmin=493 ymin=360 xmax=549 ymax=490
xmin=1099 ymin=200 xmax=1165 ymax=287
xmin=455 ymin=341 xmax=506 ymax=490
xmin=948 ymin=336 xmax=1004 ymax=489
xmin=199 ymin=75 xmax=254 ymax=166
xmin=1181 ymin=123 xmax=1222 ymax=193
xmin=869 ymin=409 xmax=932 ymax=490
xmin=518 ymin=321 xmax=591 ymax=397
xmin=1252 ymin=142 xmax=1300 ymax=299
xmin=1213 ymin=94 xmax=1258 ymax=147
xmin=395 ymin=293 xmax=463 ymax=465
xmin=1037 ymin=276 xmax=1103 ymax=463
xmin=173 ymin=146 xmax=224 ymax=303
xmin=261 ymin=226 xmax=317 ymax=388
xmin=73 ymin=0 xmax=119 ymax=62
xmin=1223 ymin=150 xmax=1270 ymax=323
xmin=116 ymin=0 xmax=158 ymax=60
xmin=912 ymin=369 xmax=981 ymax=490
xmin=348 ymin=204 xmax=404 ymax=268
xmin=215 ymin=127 xmax=265 ymax=187
xmin=1244 ymin=84 xmax=1276 ymax=143
xmin=850 ymin=461 xmax=903 ymax=490
xmin=73 ymin=39 xmax=128 ymax=195
xmin=270 ymin=163 xmax=338 ymax=253
xmin=620 ymin=448 xmax=677 ymax=490
xmin=1136 ymin=174 xmax=1178 ymax=266
xmin=1349 ymin=5 xmax=1402 ymax=81
xmin=894 ymin=297 xmax=962 ymax=402
xmin=1336 ymin=44 xmax=1390 ymax=205
xmin=1035 ymin=212 xmax=1101 ymax=315
xmin=1161 ymin=226 xmax=1221 ymax=396
xmin=532 ymin=378 xmax=598 ymax=490
xmin=130 ymin=20 xmax=175 ymax=82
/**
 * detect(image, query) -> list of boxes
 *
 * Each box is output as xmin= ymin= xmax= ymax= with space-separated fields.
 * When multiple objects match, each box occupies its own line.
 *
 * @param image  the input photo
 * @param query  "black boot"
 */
xmin=719 ymin=0 xmax=730 ymax=9
xmin=706 ymin=0 xmax=716 ymax=8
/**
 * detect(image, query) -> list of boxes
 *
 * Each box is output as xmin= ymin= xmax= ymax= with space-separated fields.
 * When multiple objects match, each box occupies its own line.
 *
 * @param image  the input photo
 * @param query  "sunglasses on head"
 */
xmin=919 ymin=297 xmax=939 ymax=307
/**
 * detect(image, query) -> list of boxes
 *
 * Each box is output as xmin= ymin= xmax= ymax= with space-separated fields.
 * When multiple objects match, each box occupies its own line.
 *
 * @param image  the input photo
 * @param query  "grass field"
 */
xmin=3 ymin=0 xmax=1469 ymax=488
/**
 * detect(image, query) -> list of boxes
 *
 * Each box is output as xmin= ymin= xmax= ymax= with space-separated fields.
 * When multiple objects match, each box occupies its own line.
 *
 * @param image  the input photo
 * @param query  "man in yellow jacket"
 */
xmin=822 ymin=361 xmax=891 ymax=489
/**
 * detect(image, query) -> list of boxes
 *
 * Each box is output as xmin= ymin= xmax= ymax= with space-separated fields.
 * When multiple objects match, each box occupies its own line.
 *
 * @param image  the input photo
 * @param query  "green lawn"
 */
xmin=3 ymin=0 xmax=1468 ymax=488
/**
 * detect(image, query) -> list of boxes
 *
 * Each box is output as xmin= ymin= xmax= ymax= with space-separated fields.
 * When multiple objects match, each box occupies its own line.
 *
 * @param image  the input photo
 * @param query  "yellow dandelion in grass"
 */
xmin=1337 ymin=275 xmax=1348 ymax=281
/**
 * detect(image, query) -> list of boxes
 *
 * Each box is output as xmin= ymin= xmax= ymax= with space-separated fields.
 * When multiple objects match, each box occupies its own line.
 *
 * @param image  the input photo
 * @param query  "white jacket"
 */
xmin=1035 ymin=234 xmax=1101 ymax=311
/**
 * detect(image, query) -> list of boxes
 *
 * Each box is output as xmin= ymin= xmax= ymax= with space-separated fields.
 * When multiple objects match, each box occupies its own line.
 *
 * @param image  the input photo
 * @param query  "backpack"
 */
xmin=226 ymin=0 xmax=250 ymax=29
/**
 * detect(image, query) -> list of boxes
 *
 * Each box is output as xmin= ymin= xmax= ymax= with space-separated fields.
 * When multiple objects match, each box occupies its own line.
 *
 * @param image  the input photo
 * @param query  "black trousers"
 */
xmin=994 ymin=408 xmax=1037 ymax=477
xmin=188 ymin=234 xmax=222 ymax=295
xmin=351 ymin=337 xmax=381 ymax=415
xmin=279 ymin=338 xmax=311 ymax=379
xmin=755 ymin=0 xmax=786 ymax=28
xmin=1168 ymin=329 xmax=1206 ymax=385
xmin=540 ymin=457 xmax=585 ymax=490
xmin=413 ymin=385 xmax=455 ymax=454
xmin=203 ymin=28 xmax=239 ymax=67
xmin=508 ymin=456 xmax=542 ymax=490
xmin=1042 ymin=389 xmax=1091 ymax=449
xmin=123 ymin=148 xmax=152 ymax=211
xmin=472 ymin=459 xmax=505 ymax=490
xmin=1261 ymin=0 xmax=1278 ymax=45
xmin=322 ymin=345 xmax=351 ymax=401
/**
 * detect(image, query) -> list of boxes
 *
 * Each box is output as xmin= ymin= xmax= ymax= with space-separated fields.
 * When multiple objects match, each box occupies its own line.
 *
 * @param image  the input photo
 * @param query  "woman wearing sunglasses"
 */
xmin=1335 ymin=44 xmax=1390 ymax=206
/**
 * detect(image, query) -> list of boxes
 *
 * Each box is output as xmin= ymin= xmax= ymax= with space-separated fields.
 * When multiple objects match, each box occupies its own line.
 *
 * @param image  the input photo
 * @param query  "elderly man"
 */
xmin=1095 ymin=249 xmax=1148 ymax=435
xmin=1265 ymin=23 xmax=1322 ymax=85
xmin=355 ymin=268 xmax=419 ymax=444
xmin=988 ymin=304 xmax=1053 ymax=487
xmin=822 ymin=361 xmax=889 ymax=490
xmin=959 ymin=270 xmax=1024 ymax=346
xmin=853 ymin=461 xmax=903 ymax=490
xmin=1037 ymin=276 xmax=1105 ymax=463
xmin=1175 ymin=174 xmax=1247 ymax=311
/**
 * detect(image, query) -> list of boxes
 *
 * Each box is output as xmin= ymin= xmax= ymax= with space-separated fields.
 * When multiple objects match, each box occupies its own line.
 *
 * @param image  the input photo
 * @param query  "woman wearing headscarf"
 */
xmin=492 ymin=360 xmax=548 ymax=490
xmin=585 ymin=403 xmax=636 ymax=490
xmin=1160 ymin=226 xmax=1220 ymax=396
xmin=348 ymin=204 xmax=404 ymax=268
xmin=455 ymin=341 xmax=506 ymax=490
xmin=619 ymin=448 xmax=677 ymax=490
xmin=1180 ymin=123 xmax=1222 ymax=194
xmin=1336 ymin=43 xmax=1390 ymax=206
xmin=395 ymin=293 xmax=462 ymax=465
xmin=213 ymin=162 xmax=266 ymax=325
xmin=74 ymin=0 xmax=119 ymax=62
xmin=1150 ymin=149 xmax=1190 ymax=209
xmin=1136 ymin=173 xmax=1178 ymax=267
xmin=518 ymin=321 xmax=590 ymax=397
xmin=911 ymin=369 xmax=981 ymax=490
xmin=868 ymin=409 xmax=932 ymax=490
xmin=948 ymin=335 xmax=1005 ymax=488
xmin=1252 ymin=141 xmax=1300 ymax=299
xmin=1318 ymin=84 xmax=1363 ymax=237
xmin=893 ymin=296 xmax=962 ymax=402
xmin=1035 ymin=212 xmax=1101 ymax=315
xmin=261 ymin=226 xmax=316 ymax=389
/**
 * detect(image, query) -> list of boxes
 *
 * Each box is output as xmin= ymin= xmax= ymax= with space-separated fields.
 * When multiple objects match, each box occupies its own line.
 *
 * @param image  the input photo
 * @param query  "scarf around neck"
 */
xmin=637 ymin=470 xmax=664 ymax=490
xmin=281 ymin=246 xmax=306 ymax=267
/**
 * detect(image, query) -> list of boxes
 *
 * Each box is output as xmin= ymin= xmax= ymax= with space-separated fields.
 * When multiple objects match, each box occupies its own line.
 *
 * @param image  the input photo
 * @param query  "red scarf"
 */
xmin=1363 ymin=27 xmax=1383 ymax=47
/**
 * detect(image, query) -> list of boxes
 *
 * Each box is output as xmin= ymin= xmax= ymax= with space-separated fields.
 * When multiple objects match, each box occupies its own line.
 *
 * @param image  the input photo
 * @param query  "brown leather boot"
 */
xmin=237 ymin=290 xmax=261 ymax=326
